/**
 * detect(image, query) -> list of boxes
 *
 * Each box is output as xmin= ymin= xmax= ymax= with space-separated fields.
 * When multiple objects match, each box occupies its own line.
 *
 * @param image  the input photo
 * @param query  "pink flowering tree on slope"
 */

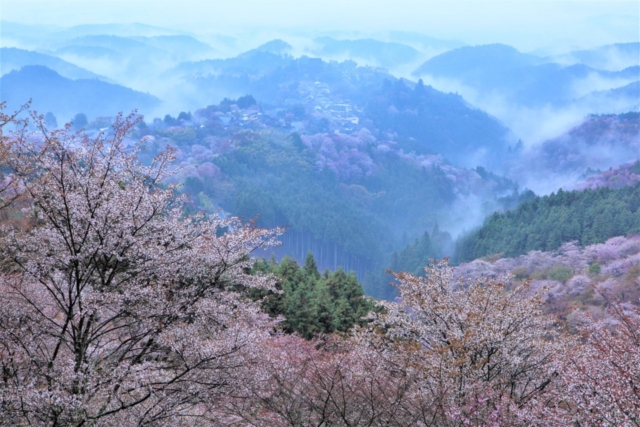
xmin=361 ymin=260 xmax=566 ymax=426
xmin=0 ymin=110 xmax=281 ymax=426
xmin=559 ymin=294 xmax=640 ymax=426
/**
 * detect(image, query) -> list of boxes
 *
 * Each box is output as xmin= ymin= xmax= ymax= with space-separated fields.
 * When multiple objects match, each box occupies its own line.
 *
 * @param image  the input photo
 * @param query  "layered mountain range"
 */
xmin=1 ymin=22 xmax=638 ymax=297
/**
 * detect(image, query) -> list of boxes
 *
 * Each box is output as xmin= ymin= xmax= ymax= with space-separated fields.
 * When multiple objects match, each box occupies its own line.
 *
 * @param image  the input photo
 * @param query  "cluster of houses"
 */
xmin=160 ymin=80 xmax=366 ymax=136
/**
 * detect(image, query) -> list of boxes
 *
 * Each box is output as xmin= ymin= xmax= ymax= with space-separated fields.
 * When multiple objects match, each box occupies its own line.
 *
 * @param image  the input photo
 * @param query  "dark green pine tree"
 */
xmin=304 ymin=252 xmax=321 ymax=280
xmin=334 ymin=297 xmax=356 ymax=332
xmin=248 ymin=254 xmax=375 ymax=338
xmin=285 ymin=280 xmax=319 ymax=339
xmin=313 ymin=281 xmax=336 ymax=334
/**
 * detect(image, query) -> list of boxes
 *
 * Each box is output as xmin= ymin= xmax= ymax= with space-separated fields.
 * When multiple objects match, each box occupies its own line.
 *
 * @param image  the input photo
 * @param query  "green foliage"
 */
xmin=169 ymin=127 xmax=197 ymax=146
xmin=237 ymin=95 xmax=257 ymax=109
xmin=164 ymin=114 xmax=179 ymax=126
xmin=390 ymin=224 xmax=453 ymax=276
xmin=177 ymin=111 xmax=192 ymax=122
xmin=511 ymin=267 xmax=529 ymax=280
xmin=209 ymin=130 xmax=388 ymax=261
xmin=531 ymin=265 xmax=574 ymax=283
xmin=363 ymin=225 xmax=454 ymax=301
xmin=588 ymin=263 xmax=601 ymax=276
xmin=455 ymin=184 xmax=640 ymax=262
xmin=250 ymin=253 xmax=375 ymax=339
xmin=72 ymin=112 xmax=88 ymax=130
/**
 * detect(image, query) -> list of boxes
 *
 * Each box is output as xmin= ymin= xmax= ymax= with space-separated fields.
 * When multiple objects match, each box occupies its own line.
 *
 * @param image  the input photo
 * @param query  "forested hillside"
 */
xmin=455 ymin=183 xmax=640 ymax=262
xmin=364 ymin=78 xmax=508 ymax=166
xmin=510 ymin=112 xmax=640 ymax=179
xmin=128 ymin=73 xmax=518 ymax=297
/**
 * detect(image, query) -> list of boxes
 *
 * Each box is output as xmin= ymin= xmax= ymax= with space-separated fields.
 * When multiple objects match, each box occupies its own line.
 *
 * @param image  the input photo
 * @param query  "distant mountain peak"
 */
xmin=254 ymin=39 xmax=293 ymax=55
xmin=1 ymin=65 xmax=160 ymax=121
xmin=413 ymin=43 xmax=540 ymax=77
xmin=9 ymin=64 xmax=60 ymax=78
xmin=1 ymin=47 xmax=108 ymax=81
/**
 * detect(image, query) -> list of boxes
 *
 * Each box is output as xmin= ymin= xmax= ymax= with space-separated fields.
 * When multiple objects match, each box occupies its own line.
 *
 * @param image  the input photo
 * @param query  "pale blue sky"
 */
xmin=2 ymin=0 xmax=638 ymax=51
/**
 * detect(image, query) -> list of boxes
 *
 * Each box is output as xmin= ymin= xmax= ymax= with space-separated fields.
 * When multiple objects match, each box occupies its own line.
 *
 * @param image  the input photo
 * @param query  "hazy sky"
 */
xmin=2 ymin=0 xmax=638 ymax=51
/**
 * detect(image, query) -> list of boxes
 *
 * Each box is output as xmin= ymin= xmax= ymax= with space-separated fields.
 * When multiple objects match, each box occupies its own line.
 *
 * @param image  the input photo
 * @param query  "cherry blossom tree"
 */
xmin=227 ymin=334 xmax=426 ymax=426
xmin=0 ymin=111 xmax=281 ymax=426
xmin=0 ymin=101 xmax=31 ymax=211
xmin=361 ymin=259 xmax=565 ymax=426
xmin=560 ymin=293 xmax=640 ymax=426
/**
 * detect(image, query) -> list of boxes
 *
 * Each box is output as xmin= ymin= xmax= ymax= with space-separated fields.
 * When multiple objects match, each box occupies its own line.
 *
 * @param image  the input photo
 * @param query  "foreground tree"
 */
xmin=0 ymin=111 xmax=281 ymax=426
xmin=227 ymin=334 xmax=423 ymax=426
xmin=359 ymin=260 xmax=565 ymax=426
xmin=0 ymin=101 xmax=30 ymax=210
xmin=560 ymin=292 xmax=640 ymax=426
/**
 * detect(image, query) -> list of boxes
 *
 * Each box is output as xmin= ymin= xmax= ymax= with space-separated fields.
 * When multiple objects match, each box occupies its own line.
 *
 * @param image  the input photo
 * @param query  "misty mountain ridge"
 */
xmin=254 ymin=39 xmax=293 ymax=55
xmin=130 ymin=35 xmax=217 ymax=59
xmin=0 ymin=65 xmax=160 ymax=121
xmin=164 ymin=51 xmax=511 ymax=168
xmin=385 ymin=31 xmax=465 ymax=50
xmin=573 ymin=160 xmax=640 ymax=191
xmin=552 ymin=42 xmax=640 ymax=71
xmin=577 ymin=80 xmax=640 ymax=112
xmin=413 ymin=43 xmax=639 ymax=108
xmin=49 ymin=22 xmax=193 ymax=40
xmin=7 ymin=22 xmax=635 ymax=148
xmin=413 ymin=43 xmax=541 ymax=79
xmin=312 ymin=37 xmax=421 ymax=68
xmin=167 ymin=49 xmax=291 ymax=80
xmin=505 ymin=112 xmax=640 ymax=193
xmin=4 ymin=28 xmax=635 ymax=173
xmin=0 ymin=47 xmax=109 ymax=81
xmin=54 ymin=45 xmax=120 ymax=60
xmin=53 ymin=34 xmax=175 ymax=57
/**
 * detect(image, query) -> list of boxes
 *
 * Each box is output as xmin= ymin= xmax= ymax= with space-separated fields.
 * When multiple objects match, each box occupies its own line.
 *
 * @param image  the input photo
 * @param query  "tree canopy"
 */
xmin=0 ymin=108 xmax=281 ymax=425
xmin=455 ymin=184 xmax=640 ymax=262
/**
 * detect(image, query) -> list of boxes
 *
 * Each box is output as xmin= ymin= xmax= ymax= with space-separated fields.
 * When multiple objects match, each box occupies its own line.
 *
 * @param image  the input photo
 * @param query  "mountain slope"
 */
xmin=413 ymin=44 xmax=639 ymax=108
xmin=455 ymin=184 xmax=640 ymax=262
xmin=169 ymin=54 xmax=509 ymax=167
xmin=1 ymin=47 xmax=107 ymax=80
xmin=553 ymin=42 xmax=640 ymax=70
xmin=0 ymin=65 xmax=160 ymax=120
xmin=413 ymin=44 xmax=540 ymax=85
xmin=313 ymin=37 xmax=420 ymax=68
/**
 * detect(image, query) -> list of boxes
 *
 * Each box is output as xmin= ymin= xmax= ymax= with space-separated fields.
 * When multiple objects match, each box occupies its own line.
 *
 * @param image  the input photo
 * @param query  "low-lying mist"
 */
xmin=3 ymin=23 xmax=638 ymax=250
